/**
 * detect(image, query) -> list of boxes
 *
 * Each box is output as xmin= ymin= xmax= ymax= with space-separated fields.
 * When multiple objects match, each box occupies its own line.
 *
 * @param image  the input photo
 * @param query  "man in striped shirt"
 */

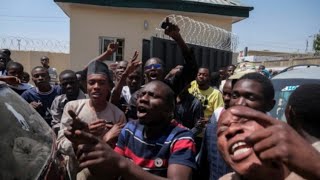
xmin=66 ymin=80 xmax=196 ymax=179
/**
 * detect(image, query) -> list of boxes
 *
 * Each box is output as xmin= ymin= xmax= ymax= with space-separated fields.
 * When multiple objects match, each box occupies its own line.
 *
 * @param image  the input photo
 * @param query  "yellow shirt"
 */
xmin=188 ymin=80 xmax=224 ymax=118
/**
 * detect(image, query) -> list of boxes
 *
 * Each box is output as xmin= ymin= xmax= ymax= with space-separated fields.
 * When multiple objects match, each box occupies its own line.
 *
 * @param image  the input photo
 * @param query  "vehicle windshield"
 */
xmin=270 ymin=78 xmax=320 ymax=121
xmin=0 ymin=84 xmax=54 ymax=180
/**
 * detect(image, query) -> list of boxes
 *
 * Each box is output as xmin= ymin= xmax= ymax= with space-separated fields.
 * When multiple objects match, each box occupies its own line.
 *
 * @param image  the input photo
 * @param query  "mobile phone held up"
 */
xmin=161 ymin=21 xmax=170 ymax=30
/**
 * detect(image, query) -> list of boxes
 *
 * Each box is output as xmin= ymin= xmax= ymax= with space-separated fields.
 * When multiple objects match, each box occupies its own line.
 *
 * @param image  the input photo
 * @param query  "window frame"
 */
xmin=99 ymin=36 xmax=125 ymax=62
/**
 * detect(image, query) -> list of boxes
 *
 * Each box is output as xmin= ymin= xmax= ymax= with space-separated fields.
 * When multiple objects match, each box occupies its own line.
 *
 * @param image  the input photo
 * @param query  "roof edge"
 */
xmin=54 ymin=0 xmax=253 ymax=18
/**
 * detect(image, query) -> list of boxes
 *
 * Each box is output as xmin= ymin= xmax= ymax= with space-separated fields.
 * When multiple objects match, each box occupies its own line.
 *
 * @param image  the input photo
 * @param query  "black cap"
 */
xmin=87 ymin=61 xmax=110 ymax=78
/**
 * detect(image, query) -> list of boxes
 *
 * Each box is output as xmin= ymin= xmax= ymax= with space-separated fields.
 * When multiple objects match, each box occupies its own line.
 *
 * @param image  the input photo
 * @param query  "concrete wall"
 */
xmin=10 ymin=50 xmax=70 ymax=75
xmin=69 ymin=4 xmax=233 ymax=70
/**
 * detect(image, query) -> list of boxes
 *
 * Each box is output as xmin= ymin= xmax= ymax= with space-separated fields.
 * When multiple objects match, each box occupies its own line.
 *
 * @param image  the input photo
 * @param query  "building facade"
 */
xmin=55 ymin=0 xmax=253 ymax=70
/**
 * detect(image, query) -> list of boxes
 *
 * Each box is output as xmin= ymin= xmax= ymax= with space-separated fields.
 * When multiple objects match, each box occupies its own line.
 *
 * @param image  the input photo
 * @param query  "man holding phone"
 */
xmin=56 ymin=60 xmax=126 ymax=180
xmin=143 ymin=17 xmax=198 ymax=95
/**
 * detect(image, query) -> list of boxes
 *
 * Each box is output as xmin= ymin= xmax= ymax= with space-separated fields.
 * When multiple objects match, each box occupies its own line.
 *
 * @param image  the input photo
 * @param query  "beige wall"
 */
xmin=10 ymin=50 xmax=70 ymax=76
xmin=68 ymin=4 xmax=233 ymax=70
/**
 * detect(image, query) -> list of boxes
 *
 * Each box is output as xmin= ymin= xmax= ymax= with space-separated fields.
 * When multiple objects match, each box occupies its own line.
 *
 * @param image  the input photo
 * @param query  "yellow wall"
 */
xmin=68 ymin=4 xmax=233 ymax=70
xmin=10 ymin=50 xmax=70 ymax=77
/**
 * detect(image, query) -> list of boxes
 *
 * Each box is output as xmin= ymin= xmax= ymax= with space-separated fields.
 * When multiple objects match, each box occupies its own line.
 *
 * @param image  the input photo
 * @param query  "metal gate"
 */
xmin=142 ymin=36 xmax=232 ymax=74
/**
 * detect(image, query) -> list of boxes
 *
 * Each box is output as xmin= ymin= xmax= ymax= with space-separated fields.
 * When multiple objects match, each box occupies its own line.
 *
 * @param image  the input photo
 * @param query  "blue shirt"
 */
xmin=21 ymin=85 xmax=61 ymax=125
xmin=197 ymin=122 xmax=232 ymax=180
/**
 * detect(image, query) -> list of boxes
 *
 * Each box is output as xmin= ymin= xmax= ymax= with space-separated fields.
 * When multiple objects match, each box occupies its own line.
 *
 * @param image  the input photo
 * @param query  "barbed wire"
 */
xmin=0 ymin=36 xmax=69 ymax=53
xmin=183 ymin=0 xmax=241 ymax=6
xmin=155 ymin=14 xmax=239 ymax=52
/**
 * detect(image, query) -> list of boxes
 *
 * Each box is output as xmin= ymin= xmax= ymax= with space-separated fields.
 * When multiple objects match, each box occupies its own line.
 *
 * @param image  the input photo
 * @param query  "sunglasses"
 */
xmin=144 ymin=64 xmax=162 ymax=70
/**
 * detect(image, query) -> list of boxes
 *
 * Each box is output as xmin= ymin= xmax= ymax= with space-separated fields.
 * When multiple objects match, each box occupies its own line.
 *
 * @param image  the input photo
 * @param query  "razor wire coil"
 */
xmin=155 ymin=14 xmax=239 ymax=52
xmin=0 ymin=36 xmax=69 ymax=53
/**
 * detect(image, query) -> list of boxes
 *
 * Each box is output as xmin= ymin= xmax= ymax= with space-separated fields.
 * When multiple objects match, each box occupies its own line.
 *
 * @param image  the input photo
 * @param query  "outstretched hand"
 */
xmin=102 ymin=122 xmax=125 ymax=146
xmin=125 ymin=51 xmax=141 ymax=75
xmin=73 ymin=130 xmax=124 ymax=178
xmin=229 ymin=106 xmax=320 ymax=179
xmin=163 ymin=17 xmax=181 ymax=40
xmin=107 ymin=42 xmax=119 ymax=54
xmin=169 ymin=65 xmax=183 ymax=76
xmin=30 ymin=101 xmax=42 ymax=109
xmin=195 ymin=117 xmax=209 ymax=129
xmin=88 ymin=120 xmax=109 ymax=137
xmin=64 ymin=110 xmax=90 ymax=147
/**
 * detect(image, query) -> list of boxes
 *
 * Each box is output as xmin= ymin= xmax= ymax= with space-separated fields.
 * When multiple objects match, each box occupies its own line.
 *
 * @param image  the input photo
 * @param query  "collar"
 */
xmin=36 ymin=85 xmax=54 ymax=95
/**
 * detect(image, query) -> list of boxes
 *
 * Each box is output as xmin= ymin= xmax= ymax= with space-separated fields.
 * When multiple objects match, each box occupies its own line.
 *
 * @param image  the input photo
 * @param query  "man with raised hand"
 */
xmin=143 ymin=17 xmax=198 ymax=96
xmin=109 ymin=51 xmax=142 ymax=115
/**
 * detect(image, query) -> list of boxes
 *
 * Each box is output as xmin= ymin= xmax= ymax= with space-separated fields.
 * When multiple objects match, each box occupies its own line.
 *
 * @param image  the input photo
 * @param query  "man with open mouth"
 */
xmin=129 ymin=19 xmax=198 ymax=122
xmin=65 ymin=81 xmax=197 ymax=180
xmin=213 ymin=72 xmax=319 ymax=180
xmin=197 ymin=72 xmax=277 ymax=180
xmin=217 ymin=107 xmax=289 ymax=180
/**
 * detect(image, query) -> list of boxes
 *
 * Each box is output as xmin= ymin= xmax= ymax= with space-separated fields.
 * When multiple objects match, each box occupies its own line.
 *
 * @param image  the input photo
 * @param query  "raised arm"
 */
xmin=163 ymin=18 xmax=198 ymax=93
xmin=163 ymin=17 xmax=197 ymax=71
xmin=84 ymin=42 xmax=119 ymax=69
xmin=109 ymin=51 xmax=141 ymax=105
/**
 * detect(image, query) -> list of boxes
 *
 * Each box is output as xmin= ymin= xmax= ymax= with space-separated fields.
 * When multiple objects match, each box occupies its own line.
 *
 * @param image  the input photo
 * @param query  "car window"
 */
xmin=0 ymin=84 xmax=54 ymax=180
xmin=270 ymin=79 xmax=320 ymax=121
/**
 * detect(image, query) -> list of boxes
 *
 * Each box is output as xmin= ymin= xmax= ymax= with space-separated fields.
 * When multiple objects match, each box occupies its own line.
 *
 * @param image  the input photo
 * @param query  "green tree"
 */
xmin=313 ymin=33 xmax=320 ymax=55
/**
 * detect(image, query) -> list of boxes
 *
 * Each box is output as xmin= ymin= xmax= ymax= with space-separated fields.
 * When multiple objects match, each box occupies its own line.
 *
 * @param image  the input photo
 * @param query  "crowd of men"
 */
xmin=1 ymin=19 xmax=320 ymax=180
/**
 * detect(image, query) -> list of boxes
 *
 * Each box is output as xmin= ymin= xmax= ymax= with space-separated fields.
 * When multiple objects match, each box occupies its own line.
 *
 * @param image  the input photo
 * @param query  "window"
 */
xmin=99 ymin=37 xmax=125 ymax=61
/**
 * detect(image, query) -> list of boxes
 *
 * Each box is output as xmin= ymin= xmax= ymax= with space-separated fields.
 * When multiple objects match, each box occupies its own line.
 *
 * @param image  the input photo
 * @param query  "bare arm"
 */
xmin=164 ymin=17 xmax=196 ymax=68
xmin=109 ymin=51 xmax=141 ymax=105
xmin=163 ymin=18 xmax=198 ymax=92
xmin=84 ymin=42 xmax=118 ymax=69
xmin=0 ymin=76 xmax=21 ymax=85
xmin=164 ymin=65 xmax=183 ymax=81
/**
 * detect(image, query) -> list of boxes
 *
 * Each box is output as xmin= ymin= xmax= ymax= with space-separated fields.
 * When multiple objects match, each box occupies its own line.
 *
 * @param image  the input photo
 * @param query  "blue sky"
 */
xmin=0 ymin=0 xmax=69 ymax=41
xmin=235 ymin=0 xmax=320 ymax=53
xmin=0 ymin=0 xmax=319 ymax=53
